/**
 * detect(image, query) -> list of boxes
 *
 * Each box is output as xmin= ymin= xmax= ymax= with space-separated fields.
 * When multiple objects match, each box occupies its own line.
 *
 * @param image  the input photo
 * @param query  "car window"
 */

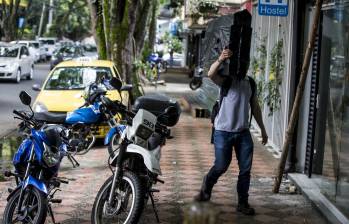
xmin=20 ymin=47 xmax=29 ymax=56
xmin=40 ymin=40 xmax=55 ymax=45
xmin=112 ymin=66 xmax=122 ymax=80
xmin=0 ymin=47 xmax=18 ymax=57
xmin=44 ymin=67 xmax=113 ymax=90
xmin=29 ymin=43 xmax=40 ymax=48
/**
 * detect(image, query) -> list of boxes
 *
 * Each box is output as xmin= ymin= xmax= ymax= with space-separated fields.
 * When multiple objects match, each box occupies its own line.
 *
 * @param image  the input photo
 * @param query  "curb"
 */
xmin=289 ymin=173 xmax=349 ymax=224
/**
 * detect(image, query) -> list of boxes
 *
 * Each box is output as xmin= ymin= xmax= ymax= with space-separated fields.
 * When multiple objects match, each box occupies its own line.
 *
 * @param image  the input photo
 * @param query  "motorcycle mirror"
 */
xmin=19 ymin=91 xmax=31 ymax=106
xmin=109 ymin=77 xmax=122 ymax=90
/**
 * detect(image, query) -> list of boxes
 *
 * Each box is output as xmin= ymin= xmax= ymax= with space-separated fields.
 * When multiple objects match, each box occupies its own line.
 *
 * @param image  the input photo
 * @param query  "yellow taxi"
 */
xmin=32 ymin=59 xmax=128 ymax=137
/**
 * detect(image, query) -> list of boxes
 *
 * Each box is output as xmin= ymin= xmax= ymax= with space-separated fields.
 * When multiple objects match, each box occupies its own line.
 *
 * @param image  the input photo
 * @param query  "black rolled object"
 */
xmin=200 ymin=9 xmax=252 ymax=80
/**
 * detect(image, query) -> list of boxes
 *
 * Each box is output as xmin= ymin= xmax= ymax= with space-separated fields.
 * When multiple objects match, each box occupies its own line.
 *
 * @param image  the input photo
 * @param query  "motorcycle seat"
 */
xmin=34 ymin=112 xmax=67 ymax=124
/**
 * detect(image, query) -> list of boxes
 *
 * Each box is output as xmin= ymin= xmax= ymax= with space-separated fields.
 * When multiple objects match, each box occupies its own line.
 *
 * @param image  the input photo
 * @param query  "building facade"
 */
xmin=250 ymin=0 xmax=349 ymax=219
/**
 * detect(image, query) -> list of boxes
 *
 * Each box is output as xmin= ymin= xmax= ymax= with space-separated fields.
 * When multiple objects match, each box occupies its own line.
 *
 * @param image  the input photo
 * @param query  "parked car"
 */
xmin=50 ymin=45 xmax=85 ymax=69
xmin=32 ymin=59 xmax=127 ymax=137
xmin=38 ymin=37 xmax=57 ymax=60
xmin=163 ymin=52 xmax=183 ymax=67
xmin=0 ymin=44 xmax=35 ymax=83
xmin=82 ymin=44 xmax=98 ymax=59
xmin=11 ymin=40 xmax=46 ymax=63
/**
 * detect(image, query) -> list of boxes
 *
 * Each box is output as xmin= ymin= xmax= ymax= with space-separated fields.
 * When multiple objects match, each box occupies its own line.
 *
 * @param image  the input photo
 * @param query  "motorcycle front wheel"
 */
xmin=3 ymin=186 xmax=48 ymax=224
xmin=92 ymin=171 xmax=145 ymax=224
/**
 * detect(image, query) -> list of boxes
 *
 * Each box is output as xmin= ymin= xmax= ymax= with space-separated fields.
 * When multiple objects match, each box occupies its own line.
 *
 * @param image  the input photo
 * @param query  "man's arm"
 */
xmin=208 ymin=49 xmax=232 ymax=86
xmin=251 ymin=95 xmax=268 ymax=145
xmin=208 ymin=60 xmax=225 ymax=86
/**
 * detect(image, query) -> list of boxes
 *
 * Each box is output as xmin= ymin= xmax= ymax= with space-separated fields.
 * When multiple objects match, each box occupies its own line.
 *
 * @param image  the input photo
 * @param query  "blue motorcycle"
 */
xmin=3 ymin=91 xmax=79 ymax=224
xmin=147 ymin=53 xmax=167 ymax=74
xmin=33 ymin=78 xmax=131 ymax=157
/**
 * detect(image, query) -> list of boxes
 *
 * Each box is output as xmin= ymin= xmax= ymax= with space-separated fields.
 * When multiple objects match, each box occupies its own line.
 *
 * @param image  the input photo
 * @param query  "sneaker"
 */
xmin=236 ymin=202 xmax=255 ymax=215
xmin=194 ymin=190 xmax=211 ymax=202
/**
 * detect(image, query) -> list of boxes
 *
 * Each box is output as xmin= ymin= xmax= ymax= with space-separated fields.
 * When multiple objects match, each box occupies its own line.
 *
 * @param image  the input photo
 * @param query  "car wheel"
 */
xmin=27 ymin=66 xmax=34 ymax=80
xmin=14 ymin=69 xmax=21 ymax=83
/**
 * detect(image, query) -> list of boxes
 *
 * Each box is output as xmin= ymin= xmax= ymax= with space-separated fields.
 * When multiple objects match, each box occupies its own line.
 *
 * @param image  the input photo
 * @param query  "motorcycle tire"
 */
xmin=189 ymin=79 xmax=202 ymax=90
xmin=92 ymin=171 xmax=145 ymax=224
xmin=3 ymin=186 xmax=48 ymax=224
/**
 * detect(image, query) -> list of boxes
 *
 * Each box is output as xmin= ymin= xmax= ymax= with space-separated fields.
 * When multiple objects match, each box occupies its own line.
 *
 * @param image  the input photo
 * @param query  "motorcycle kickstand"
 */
xmin=149 ymin=192 xmax=160 ymax=223
xmin=48 ymin=204 xmax=60 ymax=224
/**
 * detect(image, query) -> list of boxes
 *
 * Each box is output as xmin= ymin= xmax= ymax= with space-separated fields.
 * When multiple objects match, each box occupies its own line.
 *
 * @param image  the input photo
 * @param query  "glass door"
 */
xmin=314 ymin=1 xmax=349 ymax=217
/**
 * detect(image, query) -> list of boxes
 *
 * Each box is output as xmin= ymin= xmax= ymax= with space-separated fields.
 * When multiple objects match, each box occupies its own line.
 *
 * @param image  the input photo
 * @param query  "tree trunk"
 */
xmin=102 ymin=0 xmax=111 ymax=59
xmin=122 ymin=0 xmax=139 ymax=84
xmin=134 ymin=0 xmax=151 ymax=56
xmin=1 ymin=0 xmax=21 ymax=41
xmin=87 ymin=0 xmax=107 ymax=59
xmin=109 ymin=0 xmax=126 ymax=77
xmin=148 ymin=0 xmax=157 ymax=52
xmin=272 ymin=0 xmax=323 ymax=193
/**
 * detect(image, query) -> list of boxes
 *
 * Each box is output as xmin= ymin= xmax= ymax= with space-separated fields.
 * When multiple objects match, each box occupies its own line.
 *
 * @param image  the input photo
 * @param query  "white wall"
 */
xmin=250 ymin=1 xmax=296 ymax=151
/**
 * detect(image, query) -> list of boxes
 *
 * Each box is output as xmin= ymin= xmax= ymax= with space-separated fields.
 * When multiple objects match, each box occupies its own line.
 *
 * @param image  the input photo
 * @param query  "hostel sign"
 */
xmin=258 ymin=0 xmax=288 ymax=17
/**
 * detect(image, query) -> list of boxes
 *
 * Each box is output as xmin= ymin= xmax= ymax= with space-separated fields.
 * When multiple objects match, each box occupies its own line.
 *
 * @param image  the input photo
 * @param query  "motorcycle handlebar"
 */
xmin=13 ymin=109 xmax=26 ymax=119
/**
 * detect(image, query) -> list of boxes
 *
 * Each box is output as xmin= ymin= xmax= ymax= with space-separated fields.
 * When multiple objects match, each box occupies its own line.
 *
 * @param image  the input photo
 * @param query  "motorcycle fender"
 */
xmin=6 ymin=185 xmax=21 ymax=201
xmin=104 ymin=125 xmax=126 ymax=145
xmin=112 ymin=144 xmax=162 ymax=175
xmin=23 ymin=175 xmax=48 ymax=195
xmin=104 ymin=127 xmax=117 ymax=145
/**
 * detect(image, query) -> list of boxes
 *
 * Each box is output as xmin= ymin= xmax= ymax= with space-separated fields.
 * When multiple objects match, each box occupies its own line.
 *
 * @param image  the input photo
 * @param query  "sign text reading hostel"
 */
xmin=258 ymin=0 xmax=288 ymax=17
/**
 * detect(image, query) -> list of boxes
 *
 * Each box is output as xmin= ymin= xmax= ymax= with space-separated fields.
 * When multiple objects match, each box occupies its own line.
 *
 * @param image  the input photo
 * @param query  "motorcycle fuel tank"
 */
xmin=65 ymin=103 xmax=101 ymax=124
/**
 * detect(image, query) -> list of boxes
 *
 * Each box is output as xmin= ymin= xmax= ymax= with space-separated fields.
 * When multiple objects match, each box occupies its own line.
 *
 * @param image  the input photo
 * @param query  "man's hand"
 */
xmin=218 ymin=49 xmax=232 ymax=62
xmin=261 ymin=130 xmax=268 ymax=145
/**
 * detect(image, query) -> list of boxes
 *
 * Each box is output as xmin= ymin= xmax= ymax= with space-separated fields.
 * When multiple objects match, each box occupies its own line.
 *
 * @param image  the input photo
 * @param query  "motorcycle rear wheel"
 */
xmin=189 ymin=79 xmax=202 ymax=90
xmin=3 ymin=187 xmax=48 ymax=224
xmin=92 ymin=171 xmax=145 ymax=224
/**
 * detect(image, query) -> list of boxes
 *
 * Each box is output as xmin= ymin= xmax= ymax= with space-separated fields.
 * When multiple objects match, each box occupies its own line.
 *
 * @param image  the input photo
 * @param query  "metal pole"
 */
xmin=38 ymin=2 xmax=46 ymax=37
xmin=46 ymin=0 xmax=54 ymax=33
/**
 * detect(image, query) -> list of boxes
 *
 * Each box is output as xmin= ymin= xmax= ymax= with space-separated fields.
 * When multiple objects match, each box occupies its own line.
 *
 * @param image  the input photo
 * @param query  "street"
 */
xmin=0 ymin=63 xmax=50 ymax=137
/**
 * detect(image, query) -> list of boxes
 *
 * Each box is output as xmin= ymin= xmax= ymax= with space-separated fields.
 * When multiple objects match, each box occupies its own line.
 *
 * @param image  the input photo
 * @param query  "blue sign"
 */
xmin=258 ymin=0 xmax=288 ymax=17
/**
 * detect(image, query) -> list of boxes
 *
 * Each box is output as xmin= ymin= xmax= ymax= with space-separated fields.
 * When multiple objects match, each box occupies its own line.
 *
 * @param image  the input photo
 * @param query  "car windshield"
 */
xmin=83 ymin=45 xmax=97 ymax=52
xmin=44 ymin=67 xmax=113 ymax=90
xmin=0 ymin=47 xmax=18 ymax=57
xmin=56 ymin=47 xmax=77 ymax=56
xmin=40 ymin=40 xmax=55 ymax=45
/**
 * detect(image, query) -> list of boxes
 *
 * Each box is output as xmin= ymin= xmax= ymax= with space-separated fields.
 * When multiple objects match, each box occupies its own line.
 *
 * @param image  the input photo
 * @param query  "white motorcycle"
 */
xmin=91 ymin=78 xmax=181 ymax=224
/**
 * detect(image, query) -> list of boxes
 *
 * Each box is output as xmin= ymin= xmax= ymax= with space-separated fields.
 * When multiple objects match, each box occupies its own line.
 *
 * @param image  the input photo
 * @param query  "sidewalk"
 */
xmin=0 ymin=114 xmax=326 ymax=223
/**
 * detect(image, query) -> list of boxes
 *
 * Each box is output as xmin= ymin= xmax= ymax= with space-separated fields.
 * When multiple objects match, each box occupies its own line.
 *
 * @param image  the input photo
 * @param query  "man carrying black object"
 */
xmin=194 ymin=49 xmax=268 ymax=216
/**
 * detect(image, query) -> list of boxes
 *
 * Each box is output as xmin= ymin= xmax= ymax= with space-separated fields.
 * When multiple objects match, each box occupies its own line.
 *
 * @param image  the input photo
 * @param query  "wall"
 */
xmin=250 ymin=1 xmax=297 ymax=150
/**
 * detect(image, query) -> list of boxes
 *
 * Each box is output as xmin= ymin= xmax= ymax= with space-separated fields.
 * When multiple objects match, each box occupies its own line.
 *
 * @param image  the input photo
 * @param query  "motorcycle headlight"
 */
xmin=33 ymin=102 xmax=48 ymax=112
xmin=135 ymin=125 xmax=153 ymax=140
xmin=43 ymin=143 xmax=61 ymax=167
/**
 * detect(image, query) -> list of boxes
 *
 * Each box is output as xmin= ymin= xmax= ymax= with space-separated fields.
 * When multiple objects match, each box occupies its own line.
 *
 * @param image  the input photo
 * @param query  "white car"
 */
xmin=38 ymin=37 xmax=57 ymax=59
xmin=0 ymin=45 xmax=35 ymax=83
xmin=11 ymin=40 xmax=46 ymax=63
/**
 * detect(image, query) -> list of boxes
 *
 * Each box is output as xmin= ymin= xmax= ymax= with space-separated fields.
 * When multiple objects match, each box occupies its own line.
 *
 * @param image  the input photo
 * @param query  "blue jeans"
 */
xmin=205 ymin=129 xmax=254 ymax=203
